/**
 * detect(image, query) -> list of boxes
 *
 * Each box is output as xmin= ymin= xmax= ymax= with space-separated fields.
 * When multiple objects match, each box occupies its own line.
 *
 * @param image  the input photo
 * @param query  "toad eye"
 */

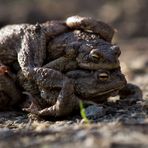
xmin=91 ymin=53 xmax=100 ymax=59
xmin=98 ymin=72 xmax=110 ymax=81
xmin=89 ymin=49 xmax=101 ymax=61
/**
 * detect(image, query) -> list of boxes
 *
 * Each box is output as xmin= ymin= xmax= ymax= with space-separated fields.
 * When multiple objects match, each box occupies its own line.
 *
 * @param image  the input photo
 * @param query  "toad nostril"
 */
xmin=111 ymin=45 xmax=121 ymax=57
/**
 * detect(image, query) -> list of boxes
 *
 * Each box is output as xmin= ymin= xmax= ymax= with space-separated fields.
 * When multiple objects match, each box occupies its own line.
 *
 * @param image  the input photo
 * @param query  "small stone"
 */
xmin=85 ymin=104 xmax=105 ymax=119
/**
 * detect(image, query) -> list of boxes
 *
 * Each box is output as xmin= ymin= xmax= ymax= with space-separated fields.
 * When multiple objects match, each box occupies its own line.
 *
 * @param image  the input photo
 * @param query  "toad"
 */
xmin=44 ymin=29 xmax=120 ymax=71
xmin=21 ymin=68 xmax=127 ymax=116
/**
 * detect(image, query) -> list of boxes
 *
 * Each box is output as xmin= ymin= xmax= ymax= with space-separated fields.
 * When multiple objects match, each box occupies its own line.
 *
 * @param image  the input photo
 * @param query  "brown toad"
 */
xmin=44 ymin=29 xmax=120 ymax=71
xmin=21 ymin=68 xmax=127 ymax=116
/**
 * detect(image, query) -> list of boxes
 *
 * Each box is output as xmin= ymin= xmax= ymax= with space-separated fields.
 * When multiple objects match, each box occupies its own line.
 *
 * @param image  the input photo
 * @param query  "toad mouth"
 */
xmin=92 ymin=85 xmax=125 ymax=97
xmin=79 ymin=62 xmax=120 ymax=70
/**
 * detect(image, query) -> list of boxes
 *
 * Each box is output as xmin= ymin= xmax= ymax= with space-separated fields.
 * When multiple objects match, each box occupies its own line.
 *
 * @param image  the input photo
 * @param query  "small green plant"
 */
xmin=79 ymin=100 xmax=90 ymax=124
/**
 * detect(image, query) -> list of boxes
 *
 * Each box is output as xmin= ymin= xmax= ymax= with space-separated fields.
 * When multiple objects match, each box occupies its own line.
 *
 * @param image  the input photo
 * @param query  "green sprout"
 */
xmin=79 ymin=100 xmax=90 ymax=124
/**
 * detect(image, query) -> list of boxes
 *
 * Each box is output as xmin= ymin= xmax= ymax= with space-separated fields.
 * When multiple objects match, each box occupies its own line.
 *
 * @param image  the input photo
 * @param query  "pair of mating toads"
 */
xmin=0 ymin=16 xmax=142 ymax=117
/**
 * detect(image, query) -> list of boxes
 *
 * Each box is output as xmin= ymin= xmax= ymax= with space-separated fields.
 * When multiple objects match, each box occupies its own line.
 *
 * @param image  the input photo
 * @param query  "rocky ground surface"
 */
xmin=0 ymin=38 xmax=148 ymax=148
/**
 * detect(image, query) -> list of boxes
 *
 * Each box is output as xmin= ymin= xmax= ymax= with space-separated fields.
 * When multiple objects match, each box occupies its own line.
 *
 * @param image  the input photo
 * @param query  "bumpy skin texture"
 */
xmin=0 ymin=16 xmax=115 ymax=108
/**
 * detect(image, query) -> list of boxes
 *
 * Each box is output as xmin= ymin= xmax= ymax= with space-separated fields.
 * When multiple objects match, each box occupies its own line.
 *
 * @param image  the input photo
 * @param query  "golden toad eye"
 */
xmin=91 ymin=53 xmax=100 ymax=59
xmin=90 ymin=49 xmax=100 ymax=60
xmin=99 ymin=72 xmax=109 ymax=81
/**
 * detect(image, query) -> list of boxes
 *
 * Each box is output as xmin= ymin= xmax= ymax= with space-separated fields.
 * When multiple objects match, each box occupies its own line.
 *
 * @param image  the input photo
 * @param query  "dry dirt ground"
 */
xmin=0 ymin=38 xmax=148 ymax=148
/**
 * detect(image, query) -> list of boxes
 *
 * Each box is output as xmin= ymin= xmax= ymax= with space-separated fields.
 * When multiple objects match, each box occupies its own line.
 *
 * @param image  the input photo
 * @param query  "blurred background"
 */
xmin=0 ymin=0 xmax=148 ymax=94
xmin=0 ymin=0 xmax=148 ymax=39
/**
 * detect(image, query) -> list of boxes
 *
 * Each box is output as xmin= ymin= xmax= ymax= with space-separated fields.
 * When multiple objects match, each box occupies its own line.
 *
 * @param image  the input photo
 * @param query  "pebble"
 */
xmin=85 ymin=104 xmax=105 ymax=119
